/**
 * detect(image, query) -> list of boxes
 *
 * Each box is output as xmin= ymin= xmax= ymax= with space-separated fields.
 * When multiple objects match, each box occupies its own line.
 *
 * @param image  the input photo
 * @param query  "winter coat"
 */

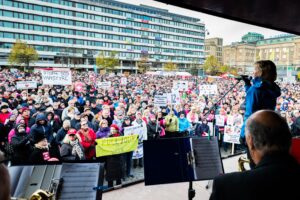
xmin=0 ymin=112 xmax=10 ymax=124
xmin=165 ymin=114 xmax=179 ymax=132
xmin=55 ymin=127 xmax=68 ymax=145
xmin=77 ymin=128 xmax=96 ymax=160
xmin=178 ymin=118 xmax=191 ymax=132
xmin=28 ymin=146 xmax=56 ymax=163
xmin=147 ymin=121 xmax=161 ymax=140
xmin=8 ymin=126 xmax=30 ymax=143
xmin=105 ymin=134 xmax=124 ymax=182
xmin=96 ymin=127 xmax=110 ymax=139
xmin=195 ymin=123 xmax=210 ymax=136
xmin=240 ymin=77 xmax=281 ymax=138
xmin=60 ymin=137 xmax=85 ymax=161
xmin=11 ymin=131 xmax=32 ymax=163
xmin=30 ymin=114 xmax=54 ymax=145
xmin=70 ymin=118 xmax=80 ymax=129
xmin=291 ymin=117 xmax=300 ymax=137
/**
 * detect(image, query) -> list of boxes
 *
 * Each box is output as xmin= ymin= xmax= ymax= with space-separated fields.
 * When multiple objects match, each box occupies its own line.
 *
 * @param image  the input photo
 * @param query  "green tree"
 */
xmin=8 ymin=40 xmax=38 ymax=71
xmin=163 ymin=61 xmax=177 ymax=71
xmin=203 ymin=55 xmax=220 ymax=75
xmin=96 ymin=51 xmax=119 ymax=73
xmin=219 ymin=65 xmax=230 ymax=73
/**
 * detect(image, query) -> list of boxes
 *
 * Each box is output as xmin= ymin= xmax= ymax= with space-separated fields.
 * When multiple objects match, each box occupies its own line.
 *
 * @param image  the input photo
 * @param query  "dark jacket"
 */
xmin=28 ymin=147 xmax=53 ymax=163
xmin=56 ymin=127 xmax=68 ymax=145
xmin=30 ymin=114 xmax=54 ymax=144
xmin=105 ymin=134 xmax=124 ymax=182
xmin=70 ymin=118 xmax=80 ymax=129
xmin=11 ymin=130 xmax=32 ymax=163
xmin=195 ymin=123 xmax=210 ymax=136
xmin=291 ymin=117 xmax=300 ymax=137
xmin=240 ymin=78 xmax=281 ymax=138
xmin=147 ymin=121 xmax=161 ymax=140
xmin=60 ymin=139 xmax=85 ymax=161
xmin=210 ymin=152 xmax=300 ymax=200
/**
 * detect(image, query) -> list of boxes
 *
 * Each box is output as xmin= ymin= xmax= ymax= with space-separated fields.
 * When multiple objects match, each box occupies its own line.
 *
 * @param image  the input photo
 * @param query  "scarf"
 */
xmin=70 ymin=140 xmax=85 ymax=160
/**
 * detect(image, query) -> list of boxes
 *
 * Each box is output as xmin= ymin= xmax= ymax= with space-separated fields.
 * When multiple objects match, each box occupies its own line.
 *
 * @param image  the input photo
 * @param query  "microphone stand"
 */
xmin=203 ymin=79 xmax=242 ymax=190
xmin=203 ymin=79 xmax=242 ymax=138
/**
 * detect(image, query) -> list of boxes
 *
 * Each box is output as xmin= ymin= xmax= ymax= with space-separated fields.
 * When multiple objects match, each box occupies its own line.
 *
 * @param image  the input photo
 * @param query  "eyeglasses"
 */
xmin=69 ymin=134 xmax=76 ymax=137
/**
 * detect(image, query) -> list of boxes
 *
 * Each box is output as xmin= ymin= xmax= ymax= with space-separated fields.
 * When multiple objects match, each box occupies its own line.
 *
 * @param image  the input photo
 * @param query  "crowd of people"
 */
xmin=0 ymin=67 xmax=299 ymax=187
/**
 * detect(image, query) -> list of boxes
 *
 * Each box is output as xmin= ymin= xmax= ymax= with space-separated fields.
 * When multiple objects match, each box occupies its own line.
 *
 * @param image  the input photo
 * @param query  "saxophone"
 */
xmin=238 ymin=156 xmax=250 ymax=171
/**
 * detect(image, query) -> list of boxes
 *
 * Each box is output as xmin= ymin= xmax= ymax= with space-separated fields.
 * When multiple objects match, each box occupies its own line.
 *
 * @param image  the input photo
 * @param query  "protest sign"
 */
xmin=120 ymin=77 xmax=127 ymax=85
xmin=124 ymin=125 xmax=144 ymax=136
xmin=224 ymin=125 xmax=241 ymax=144
xmin=199 ymin=85 xmax=218 ymax=95
xmin=95 ymin=135 xmax=138 ymax=157
xmin=97 ymin=81 xmax=111 ymax=89
xmin=154 ymin=94 xmax=168 ymax=107
xmin=167 ymin=91 xmax=181 ymax=105
xmin=173 ymin=81 xmax=189 ymax=91
xmin=41 ymin=70 xmax=72 ymax=85
xmin=215 ymin=115 xmax=225 ymax=127
xmin=16 ymin=81 xmax=37 ymax=90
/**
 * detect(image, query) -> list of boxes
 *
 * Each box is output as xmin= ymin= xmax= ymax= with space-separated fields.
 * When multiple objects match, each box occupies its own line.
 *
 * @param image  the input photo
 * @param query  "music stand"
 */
xmin=143 ymin=137 xmax=224 ymax=200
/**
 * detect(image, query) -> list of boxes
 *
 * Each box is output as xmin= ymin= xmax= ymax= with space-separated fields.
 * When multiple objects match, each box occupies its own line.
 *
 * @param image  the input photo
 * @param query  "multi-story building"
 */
xmin=223 ymin=42 xmax=256 ymax=73
xmin=0 ymin=0 xmax=205 ymax=72
xmin=204 ymin=37 xmax=223 ymax=64
xmin=223 ymin=33 xmax=300 ymax=77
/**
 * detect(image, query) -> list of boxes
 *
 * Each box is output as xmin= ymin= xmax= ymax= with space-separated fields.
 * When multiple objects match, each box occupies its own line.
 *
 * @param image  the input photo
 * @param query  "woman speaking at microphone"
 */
xmin=240 ymin=60 xmax=281 ymax=168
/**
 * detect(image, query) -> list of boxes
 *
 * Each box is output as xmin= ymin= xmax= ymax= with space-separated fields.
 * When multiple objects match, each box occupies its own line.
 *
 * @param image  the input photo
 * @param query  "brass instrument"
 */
xmin=29 ymin=189 xmax=54 ymax=200
xmin=238 ymin=156 xmax=250 ymax=171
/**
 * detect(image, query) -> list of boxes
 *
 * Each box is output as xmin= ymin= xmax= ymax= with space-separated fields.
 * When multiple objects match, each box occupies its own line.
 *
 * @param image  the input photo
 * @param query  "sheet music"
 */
xmin=192 ymin=137 xmax=224 ymax=180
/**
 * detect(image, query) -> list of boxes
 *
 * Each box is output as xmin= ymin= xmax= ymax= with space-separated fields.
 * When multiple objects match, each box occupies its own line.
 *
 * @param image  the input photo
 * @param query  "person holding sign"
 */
xmin=240 ymin=60 xmax=281 ymax=168
xmin=105 ymin=124 xmax=123 ymax=188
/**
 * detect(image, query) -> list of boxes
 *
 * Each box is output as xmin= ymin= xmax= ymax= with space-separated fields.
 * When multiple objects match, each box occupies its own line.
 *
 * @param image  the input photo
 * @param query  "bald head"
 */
xmin=246 ymin=110 xmax=292 ymax=153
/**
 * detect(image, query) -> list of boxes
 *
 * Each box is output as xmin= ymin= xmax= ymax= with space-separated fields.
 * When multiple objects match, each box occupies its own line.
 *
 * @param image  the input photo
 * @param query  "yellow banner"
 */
xmin=95 ymin=135 xmax=138 ymax=157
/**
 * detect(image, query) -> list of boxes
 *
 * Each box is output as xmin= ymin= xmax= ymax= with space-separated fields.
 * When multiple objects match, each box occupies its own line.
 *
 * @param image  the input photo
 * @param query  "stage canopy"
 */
xmin=157 ymin=0 xmax=299 ymax=35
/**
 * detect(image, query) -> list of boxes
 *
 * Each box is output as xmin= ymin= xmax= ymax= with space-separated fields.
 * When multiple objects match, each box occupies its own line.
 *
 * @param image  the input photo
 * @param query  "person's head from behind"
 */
xmin=0 ymin=151 xmax=10 ymax=200
xmin=63 ymin=120 xmax=71 ymax=130
xmin=245 ymin=110 xmax=292 ymax=165
xmin=254 ymin=60 xmax=277 ymax=82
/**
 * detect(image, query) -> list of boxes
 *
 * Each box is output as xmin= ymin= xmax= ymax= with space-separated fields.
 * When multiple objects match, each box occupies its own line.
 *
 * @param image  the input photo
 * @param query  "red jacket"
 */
xmin=77 ymin=128 xmax=96 ymax=160
xmin=0 ymin=112 xmax=10 ymax=124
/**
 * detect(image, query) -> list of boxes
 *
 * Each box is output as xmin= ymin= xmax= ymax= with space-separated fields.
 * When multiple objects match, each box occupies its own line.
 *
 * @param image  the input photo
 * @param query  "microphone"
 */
xmin=235 ymin=75 xmax=252 ymax=81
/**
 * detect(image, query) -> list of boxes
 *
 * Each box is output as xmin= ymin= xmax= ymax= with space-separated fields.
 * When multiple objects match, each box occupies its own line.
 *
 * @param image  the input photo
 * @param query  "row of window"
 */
xmin=0 ymin=42 xmax=202 ymax=63
xmin=0 ymin=32 xmax=203 ymax=56
xmin=0 ymin=21 xmax=204 ymax=50
xmin=0 ymin=10 xmax=204 ymax=43
xmin=38 ymin=0 xmax=203 ymax=30
xmin=0 ymin=0 xmax=204 ymax=35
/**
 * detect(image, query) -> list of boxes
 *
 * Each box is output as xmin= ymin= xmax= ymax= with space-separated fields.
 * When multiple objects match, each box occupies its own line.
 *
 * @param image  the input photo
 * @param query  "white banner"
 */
xmin=224 ymin=125 xmax=241 ymax=144
xmin=173 ymin=81 xmax=189 ymax=91
xmin=16 ymin=81 xmax=37 ymax=90
xmin=199 ymin=84 xmax=218 ymax=95
xmin=154 ymin=94 xmax=168 ymax=107
xmin=120 ymin=77 xmax=127 ymax=85
xmin=41 ymin=70 xmax=72 ymax=85
xmin=97 ymin=81 xmax=111 ymax=89
xmin=215 ymin=115 xmax=225 ymax=127
xmin=124 ymin=125 xmax=144 ymax=136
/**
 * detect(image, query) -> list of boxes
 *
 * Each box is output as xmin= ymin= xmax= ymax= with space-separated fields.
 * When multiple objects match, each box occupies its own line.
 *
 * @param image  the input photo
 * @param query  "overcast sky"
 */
xmin=117 ymin=0 xmax=289 ymax=45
